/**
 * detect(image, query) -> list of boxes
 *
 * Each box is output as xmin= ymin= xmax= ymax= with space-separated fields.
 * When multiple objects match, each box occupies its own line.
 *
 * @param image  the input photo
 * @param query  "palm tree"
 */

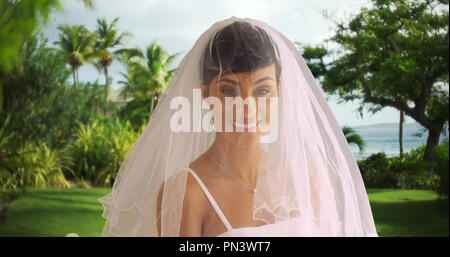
xmin=342 ymin=126 xmax=367 ymax=155
xmin=94 ymin=17 xmax=131 ymax=114
xmin=117 ymin=41 xmax=180 ymax=113
xmin=94 ymin=17 xmax=131 ymax=87
xmin=115 ymin=70 xmax=149 ymax=128
xmin=54 ymin=25 xmax=97 ymax=88
xmin=117 ymin=71 xmax=140 ymax=99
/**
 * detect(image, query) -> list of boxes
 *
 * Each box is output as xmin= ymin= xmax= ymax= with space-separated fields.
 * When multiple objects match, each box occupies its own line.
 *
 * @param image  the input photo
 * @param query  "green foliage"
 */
xmin=0 ymin=114 xmax=14 ymax=151
xmin=118 ymin=97 xmax=152 ymax=130
xmin=63 ymin=115 xmax=145 ymax=187
xmin=308 ymin=0 xmax=449 ymax=167
xmin=358 ymin=152 xmax=395 ymax=188
xmin=44 ymin=81 xmax=110 ymax=148
xmin=16 ymin=80 xmax=109 ymax=149
xmin=117 ymin=41 xmax=180 ymax=116
xmin=359 ymin=140 xmax=449 ymax=192
xmin=0 ymin=189 xmax=19 ymax=221
xmin=0 ymin=115 xmax=20 ymax=191
xmin=0 ymin=34 xmax=110 ymax=149
xmin=54 ymin=24 xmax=98 ymax=86
xmin=404 ymin=142 xmax=426 ymax=160
xmin=0 ymin=0 xmax=60 ymax=73
xmin=0 ymin=114 xmax=21 ymax=190
xmin=0 ymin=141 xmax=70 ymax=191
xmin=342 ymin=126 xmax=367 ymax=154
xmin=1 ymin=34 xmax=71 ymax=140
xmin=92 ymin=17 xmax=131 ymax=115
xmin=93 ymin=17 xmax=131 ymax=75
xmin=0 ymin=0 xmax=94 ymax=116
xmin=434 ymin=139 xmax=449 ymax=199
xmin=295 ymin=42 xmax=328 ymax=78
xmin=390 ymin=156 xmax=438 ymax=190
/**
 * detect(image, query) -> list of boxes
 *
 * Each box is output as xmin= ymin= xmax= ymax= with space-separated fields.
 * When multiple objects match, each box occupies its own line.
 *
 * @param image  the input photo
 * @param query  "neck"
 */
xmin=208 ymin=133 xmax=261 ymax=185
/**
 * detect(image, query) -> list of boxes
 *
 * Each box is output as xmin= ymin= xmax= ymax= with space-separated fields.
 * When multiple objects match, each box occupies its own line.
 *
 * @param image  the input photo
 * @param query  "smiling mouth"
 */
xmin=232 ymin=119 xmax=264 ymax=130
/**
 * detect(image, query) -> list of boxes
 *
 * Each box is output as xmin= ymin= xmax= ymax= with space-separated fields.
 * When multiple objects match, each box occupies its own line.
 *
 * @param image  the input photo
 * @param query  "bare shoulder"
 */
xmin=178 ymin=154 xmax=217 ymax=236
xmin=184 ymin=166 xmax=207 ymax=204
xmin=157 ymin=157 xmax=212 ymax=236
xmin=184 ymin=153 xmax=216 ymax=204
xmin=157 ymin=155 xmax=213 ymax=210
xmin=157 ymin=161 xmax=209 ymax=207
xmin=189 ymin=152 xmax=222 ymax=182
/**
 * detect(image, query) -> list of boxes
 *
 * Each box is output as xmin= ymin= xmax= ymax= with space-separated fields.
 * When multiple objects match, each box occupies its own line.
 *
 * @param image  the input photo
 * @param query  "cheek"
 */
xmin=258 ymin=89 xmax=277 ymax=111
xmin=259 ymin=93 xmax=278 ymax=123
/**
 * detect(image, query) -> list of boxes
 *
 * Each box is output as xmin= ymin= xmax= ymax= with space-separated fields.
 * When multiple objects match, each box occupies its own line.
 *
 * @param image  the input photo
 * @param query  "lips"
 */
xmin=231 ymin=118 xmax=264 ymax=131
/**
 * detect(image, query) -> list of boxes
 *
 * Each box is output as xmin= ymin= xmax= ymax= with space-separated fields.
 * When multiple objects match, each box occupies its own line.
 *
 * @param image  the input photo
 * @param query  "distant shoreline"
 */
xmin=353 ymin=122 xmax=424 ymax=130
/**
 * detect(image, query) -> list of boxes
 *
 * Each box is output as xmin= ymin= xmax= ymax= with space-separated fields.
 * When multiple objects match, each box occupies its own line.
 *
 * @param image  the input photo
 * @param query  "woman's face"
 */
xmin=202 ymin=63 xmax=279 ymax=139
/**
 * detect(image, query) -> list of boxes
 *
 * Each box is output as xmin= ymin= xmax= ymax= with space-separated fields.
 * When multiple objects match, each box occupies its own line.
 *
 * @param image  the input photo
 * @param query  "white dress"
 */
xmin=186 ymin=168 xmax=310 ymax=237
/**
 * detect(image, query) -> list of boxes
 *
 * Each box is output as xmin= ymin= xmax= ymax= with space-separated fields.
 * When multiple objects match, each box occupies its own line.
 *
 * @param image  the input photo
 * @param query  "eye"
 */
xmin=219 ymin=86 xmax=236 ymax=96
xmin=254 ymin=87 xmax=271 ymax=95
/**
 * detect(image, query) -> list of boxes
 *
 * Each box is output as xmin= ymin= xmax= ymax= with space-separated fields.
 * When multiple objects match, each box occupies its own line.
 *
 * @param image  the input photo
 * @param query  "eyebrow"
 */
xmin=217 ymin=78 xmax=239 ymax=85
xmin=217 ymin=76 xmax=274 ymax=86
xmin=253 ymin=77 xmax=274 ymax=85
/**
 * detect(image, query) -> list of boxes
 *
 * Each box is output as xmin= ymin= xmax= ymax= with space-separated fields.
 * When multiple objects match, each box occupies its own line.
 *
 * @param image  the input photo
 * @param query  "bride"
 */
xmin=98 ymin=16 xmax=378 ymax=237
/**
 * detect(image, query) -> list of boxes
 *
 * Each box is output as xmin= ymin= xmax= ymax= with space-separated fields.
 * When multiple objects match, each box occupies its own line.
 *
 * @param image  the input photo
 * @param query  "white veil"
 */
xmin=98 ymin=16 xmax=378 ymax=237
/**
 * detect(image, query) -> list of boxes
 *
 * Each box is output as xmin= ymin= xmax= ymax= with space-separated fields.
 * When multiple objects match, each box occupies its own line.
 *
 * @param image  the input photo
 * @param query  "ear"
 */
xmin=201 ymin=84 xmax=208 ymax=99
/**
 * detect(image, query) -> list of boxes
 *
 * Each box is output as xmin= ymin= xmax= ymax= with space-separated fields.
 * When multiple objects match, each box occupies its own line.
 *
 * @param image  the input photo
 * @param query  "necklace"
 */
xmin=206 ymin=151 xmax=258 ymax=193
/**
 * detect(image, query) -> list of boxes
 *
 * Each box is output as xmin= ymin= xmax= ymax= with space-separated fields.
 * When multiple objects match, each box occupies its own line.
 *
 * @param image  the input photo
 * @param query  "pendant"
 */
xmin=252 ymin=188 xmax=257 ymax=193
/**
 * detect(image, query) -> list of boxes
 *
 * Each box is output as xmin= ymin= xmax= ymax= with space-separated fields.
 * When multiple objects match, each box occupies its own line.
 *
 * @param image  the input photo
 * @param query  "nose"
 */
xmin=235 ymin=82 xmax=257 ymax=119
xmin=243 ymin=97 xmax=257 ymax=119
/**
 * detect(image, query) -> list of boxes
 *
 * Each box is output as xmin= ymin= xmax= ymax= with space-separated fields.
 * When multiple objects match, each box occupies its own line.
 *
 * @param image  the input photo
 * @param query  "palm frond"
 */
xmin=342 ymin=126 xmax=367 ymax=154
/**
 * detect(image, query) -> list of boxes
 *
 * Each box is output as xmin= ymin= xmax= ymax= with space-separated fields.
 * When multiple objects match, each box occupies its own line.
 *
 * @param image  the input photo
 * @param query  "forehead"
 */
xmin=214 ymin=63 xmax=276 ymax=81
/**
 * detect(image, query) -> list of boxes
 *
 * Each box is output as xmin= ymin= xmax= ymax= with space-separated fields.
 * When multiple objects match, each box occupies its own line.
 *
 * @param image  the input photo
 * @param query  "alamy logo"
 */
xmin=169 ymin=89 xmax=278 ymax=143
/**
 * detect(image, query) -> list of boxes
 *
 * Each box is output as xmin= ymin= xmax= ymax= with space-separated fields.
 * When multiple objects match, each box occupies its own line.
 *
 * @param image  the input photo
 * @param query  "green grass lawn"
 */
xmin=0 ymin=188 xmax=110 ymax=237
xmin=366 ymin=189 xmax=448 ymax=237
xmin=0 ymin=188 xmax=448 ymax=237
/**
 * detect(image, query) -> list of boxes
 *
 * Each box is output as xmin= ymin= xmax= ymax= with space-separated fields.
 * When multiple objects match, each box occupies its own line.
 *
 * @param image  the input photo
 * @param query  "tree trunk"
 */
xmin=105 ymin=66 xmax=109 ymax=87
xmin=424 ymin=126 xmax=443 ymax=175
xmin=104 ymin=66 xmax=109 ymax=116
xmin=72 ymin=68 xmax=77 ymax=88
xmin=76 ymin=68 xmax=80 ymax=86
xmin=399 ymin=108 xmax=404 ymax=158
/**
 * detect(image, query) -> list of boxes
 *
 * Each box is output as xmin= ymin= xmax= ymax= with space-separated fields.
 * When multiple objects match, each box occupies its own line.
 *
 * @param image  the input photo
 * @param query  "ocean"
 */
xmin=348 ymin=122 xmax=448 ymax=160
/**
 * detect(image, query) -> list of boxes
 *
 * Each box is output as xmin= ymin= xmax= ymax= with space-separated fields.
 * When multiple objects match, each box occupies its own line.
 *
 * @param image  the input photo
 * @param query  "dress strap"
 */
xmin=185 ymin=167 xmax=233 ymax=231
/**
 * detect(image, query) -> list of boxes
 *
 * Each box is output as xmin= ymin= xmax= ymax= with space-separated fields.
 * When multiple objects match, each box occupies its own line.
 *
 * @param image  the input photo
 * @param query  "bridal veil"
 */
xmin=98 ymin=16 xmax=378 ymax=237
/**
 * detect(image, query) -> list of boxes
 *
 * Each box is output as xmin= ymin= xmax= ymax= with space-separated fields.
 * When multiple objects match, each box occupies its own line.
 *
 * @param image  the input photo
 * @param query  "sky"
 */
xmin=42 ymin=0 xmax=417 ymax=127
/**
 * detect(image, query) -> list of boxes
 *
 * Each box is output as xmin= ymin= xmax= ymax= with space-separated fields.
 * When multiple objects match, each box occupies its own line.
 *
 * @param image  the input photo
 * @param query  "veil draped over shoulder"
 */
xmin=98 ymin=16 xmax=378 ymax=237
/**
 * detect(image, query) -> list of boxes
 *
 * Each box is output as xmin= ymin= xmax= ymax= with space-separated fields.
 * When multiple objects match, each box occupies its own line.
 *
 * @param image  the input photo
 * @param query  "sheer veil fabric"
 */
xmin=98 ymin=16 xmax=378 ymax=237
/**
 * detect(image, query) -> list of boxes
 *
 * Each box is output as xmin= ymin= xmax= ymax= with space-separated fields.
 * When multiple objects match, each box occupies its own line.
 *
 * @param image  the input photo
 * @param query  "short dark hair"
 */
xmin=201 ymin=21 xmax=281 ymax=92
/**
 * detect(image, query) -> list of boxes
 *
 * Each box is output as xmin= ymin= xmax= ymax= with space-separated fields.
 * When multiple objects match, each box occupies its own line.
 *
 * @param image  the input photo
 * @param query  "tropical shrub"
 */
xmin=433 ymin=139 xmax=449 ymax=211
xmin=118 ymin=97 xmax=152 ymax=131
xmin=1 ymin=34 xmax=70 ymax=146
xmin=404 ymin=143 xmax=426 ymax=161
xmin=389 ymin=156 xmax=439 ymax=190
xmin=0 ymin=141 xmax=70 ymax=191
xmin=63 ymin=114 xmax=145 ymax=187
xmin=359 ymin=141 xmax=448 ymax=191
xmin=0 ymin=189 xmax=19 ymax=221
xmin=358 ymin=152 xmax=396 ymax=188
xmin=1 ymin=35 xmax=110 ymax=150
